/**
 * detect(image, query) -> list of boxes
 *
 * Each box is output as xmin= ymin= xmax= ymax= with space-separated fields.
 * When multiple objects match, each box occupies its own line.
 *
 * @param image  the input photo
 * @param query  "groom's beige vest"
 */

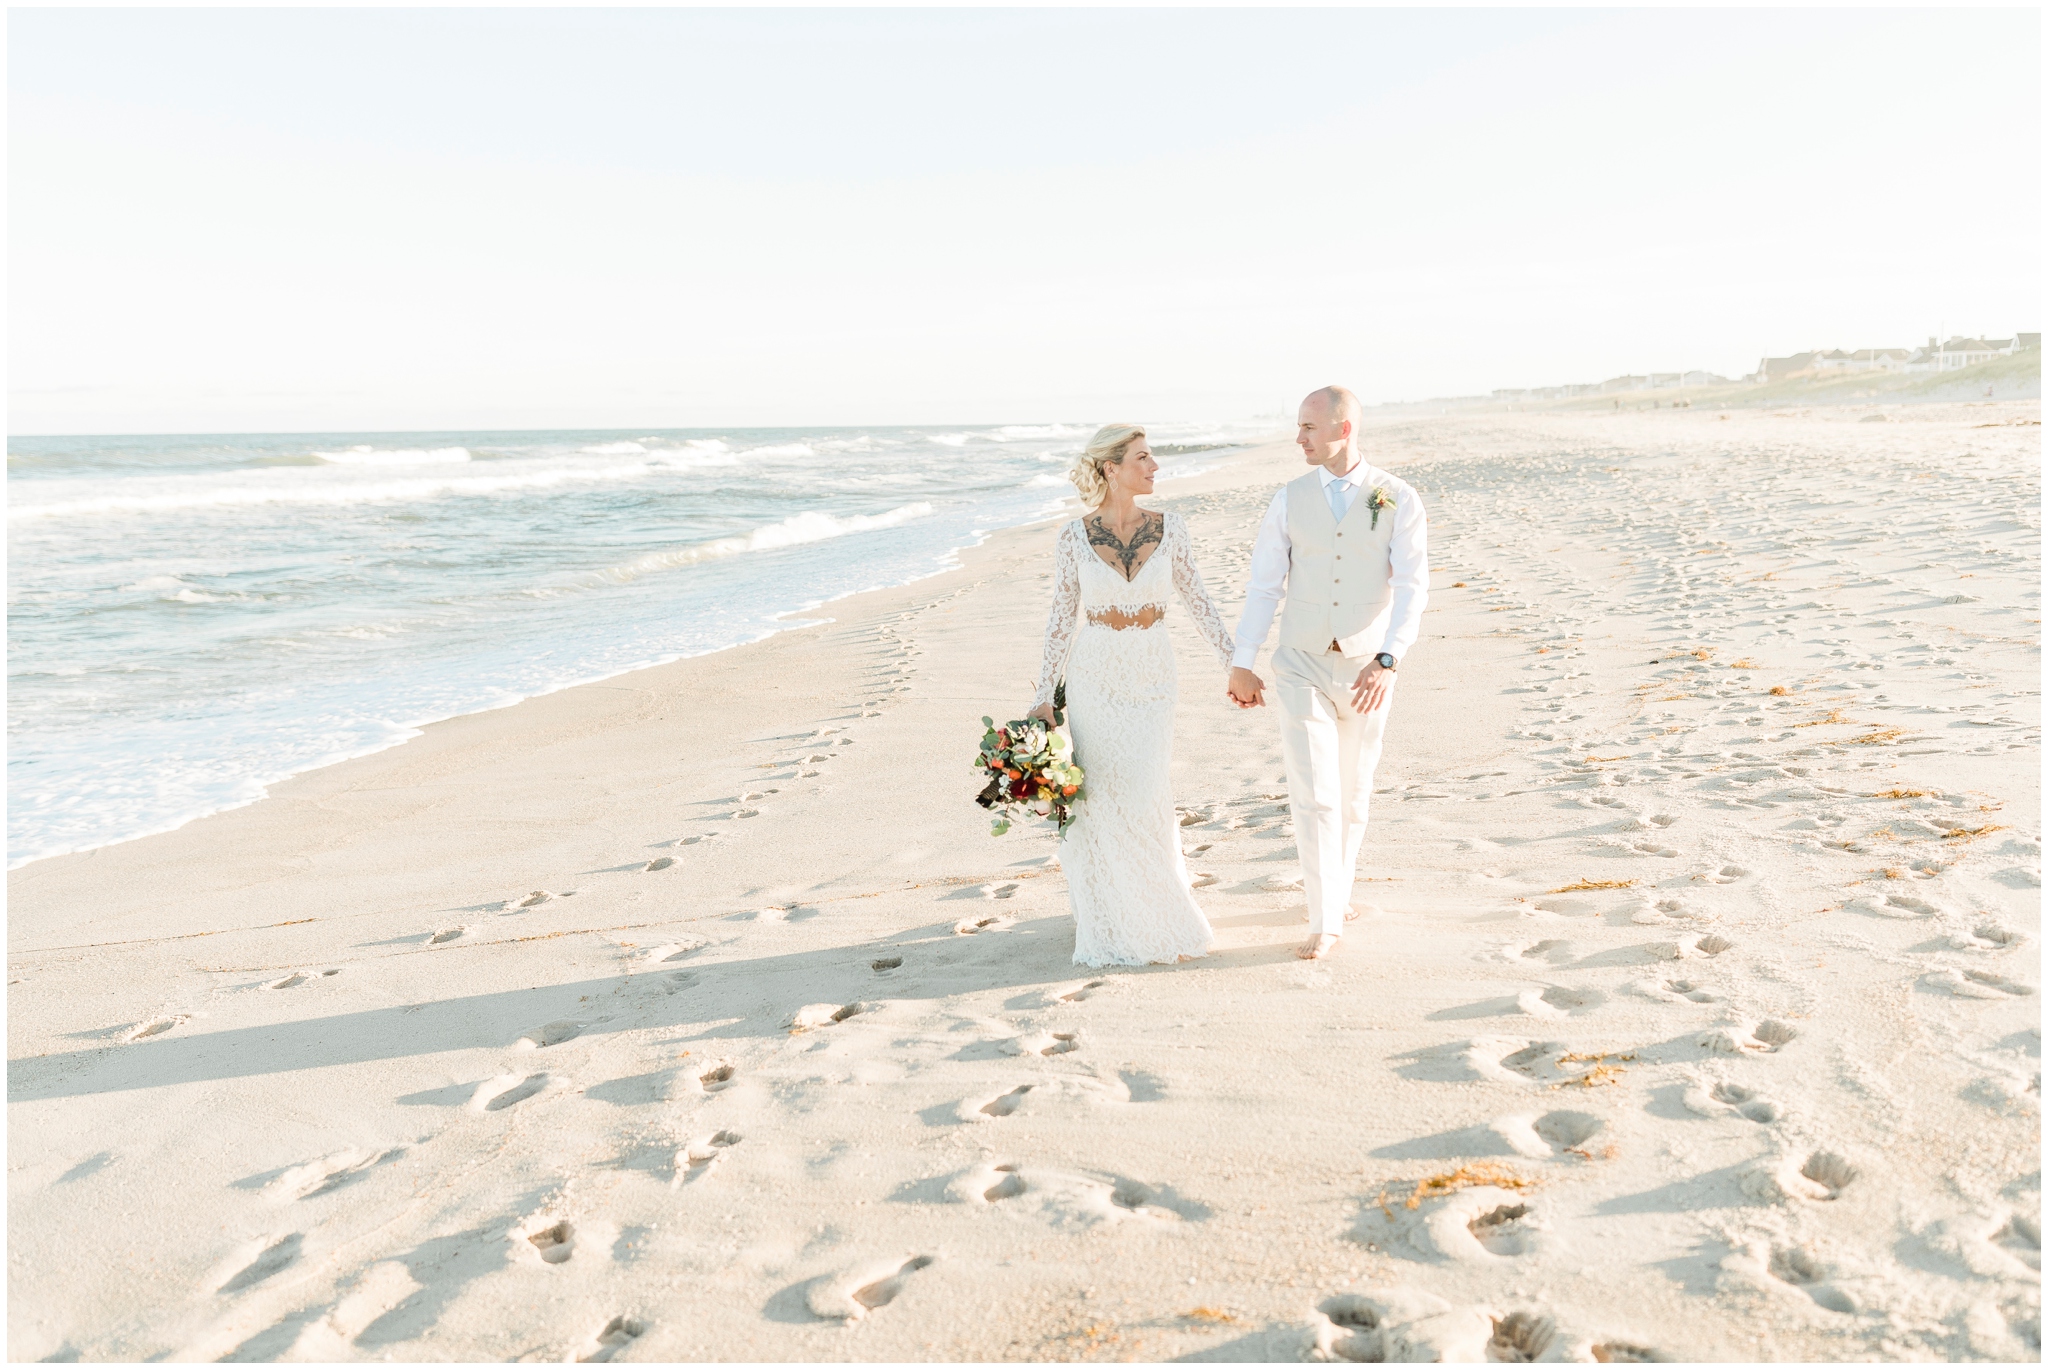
xmin=1277 ymin=468 xmax=1396 ymax=657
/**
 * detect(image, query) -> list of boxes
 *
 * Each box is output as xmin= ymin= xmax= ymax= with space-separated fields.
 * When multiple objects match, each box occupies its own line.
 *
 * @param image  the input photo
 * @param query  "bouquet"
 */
xmin=974 ymin=683 xmax=1085 ymax=836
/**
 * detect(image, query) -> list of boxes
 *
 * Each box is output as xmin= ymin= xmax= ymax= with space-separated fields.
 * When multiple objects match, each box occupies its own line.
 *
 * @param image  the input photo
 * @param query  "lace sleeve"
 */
xmin=1167 ymin=514 xmax=1234 ymax=667
xmin=1031 ymin=522 xmax=1082 ymax=709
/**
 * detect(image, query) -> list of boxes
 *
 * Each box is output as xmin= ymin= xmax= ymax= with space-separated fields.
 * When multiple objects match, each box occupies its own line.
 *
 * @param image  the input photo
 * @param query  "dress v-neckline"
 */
xmin=1083 ymin=514 xmax=1165 ymax=583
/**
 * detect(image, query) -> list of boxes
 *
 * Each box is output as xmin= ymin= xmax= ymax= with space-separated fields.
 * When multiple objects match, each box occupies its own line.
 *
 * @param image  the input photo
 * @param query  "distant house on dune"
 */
xmin=1815 ymin=348 xmax=1915 ymax=372
xmin=1939 ymin=338 xmax=2005 ymax=369
xmin=1754 ymin=352 xmax=1818 ymax=383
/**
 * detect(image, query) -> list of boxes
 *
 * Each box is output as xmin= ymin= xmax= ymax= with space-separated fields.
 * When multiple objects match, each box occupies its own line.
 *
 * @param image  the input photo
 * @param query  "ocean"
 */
xmin=6 ymin=420 xmax=1277 ymax=868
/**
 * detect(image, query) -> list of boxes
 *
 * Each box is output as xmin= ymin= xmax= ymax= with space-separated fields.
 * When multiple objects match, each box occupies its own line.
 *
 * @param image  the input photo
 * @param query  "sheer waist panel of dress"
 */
xmin=1087 ymin=604 xmax=1167 ymax=630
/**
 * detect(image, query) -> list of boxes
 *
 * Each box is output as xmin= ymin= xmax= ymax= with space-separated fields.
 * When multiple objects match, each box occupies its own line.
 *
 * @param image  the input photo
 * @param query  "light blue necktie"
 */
xmin=1326 ymin=476 xmax=1354 ymax=523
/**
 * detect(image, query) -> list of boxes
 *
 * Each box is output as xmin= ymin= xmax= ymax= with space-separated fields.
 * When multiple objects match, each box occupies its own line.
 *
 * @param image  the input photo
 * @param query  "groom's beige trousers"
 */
xmin=1273 ymin=644 xmax=1397 ymax=937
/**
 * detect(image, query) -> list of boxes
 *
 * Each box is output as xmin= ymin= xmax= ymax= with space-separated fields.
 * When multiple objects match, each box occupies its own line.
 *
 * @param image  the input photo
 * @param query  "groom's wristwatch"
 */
xmin=1373 ymin=652 xmax=1398 ymax=671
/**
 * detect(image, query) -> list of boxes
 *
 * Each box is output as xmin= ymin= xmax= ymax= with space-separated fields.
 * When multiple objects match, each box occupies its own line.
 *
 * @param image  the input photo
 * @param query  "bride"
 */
xmin=1027 ymin=424 xmax=1236 ymax=967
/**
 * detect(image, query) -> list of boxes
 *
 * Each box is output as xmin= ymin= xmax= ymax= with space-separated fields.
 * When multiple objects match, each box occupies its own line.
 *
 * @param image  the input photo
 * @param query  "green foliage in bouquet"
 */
xmin=973 ymin=682 xmax=1084 ymax=836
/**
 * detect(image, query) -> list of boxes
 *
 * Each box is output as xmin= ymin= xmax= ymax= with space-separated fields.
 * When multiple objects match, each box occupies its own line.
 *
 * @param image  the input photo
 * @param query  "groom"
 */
xmin=1226 ymin=385 xmax=1428 ymax=960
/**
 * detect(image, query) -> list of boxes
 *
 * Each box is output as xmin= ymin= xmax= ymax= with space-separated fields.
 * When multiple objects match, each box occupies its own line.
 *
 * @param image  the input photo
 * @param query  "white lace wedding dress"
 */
xmin=1031 ymin=511 xmax=1235 ymax=966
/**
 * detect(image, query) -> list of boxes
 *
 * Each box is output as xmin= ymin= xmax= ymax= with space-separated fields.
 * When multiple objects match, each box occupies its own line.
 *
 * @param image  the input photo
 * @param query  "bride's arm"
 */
xmin=1030 ymin=522 xmax=1081 ymax=712
xmin=1167 ymin=514 xmax=1235 ymax=667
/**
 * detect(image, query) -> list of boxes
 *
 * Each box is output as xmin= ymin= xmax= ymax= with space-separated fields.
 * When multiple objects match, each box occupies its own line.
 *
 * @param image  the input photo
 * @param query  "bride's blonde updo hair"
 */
xmin=1068 ymin=423 xmax=1147 ymax=506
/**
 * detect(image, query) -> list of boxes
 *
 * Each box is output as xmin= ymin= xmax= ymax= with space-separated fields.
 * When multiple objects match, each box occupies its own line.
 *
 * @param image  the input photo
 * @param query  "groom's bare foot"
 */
xmin=1296 ymin=934 xmax=1339 ymax=960
xmin=1344 ymin=905 xmax=1361 ymax=922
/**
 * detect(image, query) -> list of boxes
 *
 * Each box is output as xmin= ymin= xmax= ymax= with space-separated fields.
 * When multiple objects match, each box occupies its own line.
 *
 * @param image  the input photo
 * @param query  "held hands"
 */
xmin=1226 ymin=667 xmax=1267 ymax=709
xmin=1350 ymin=662 xmax=1392 ymax=713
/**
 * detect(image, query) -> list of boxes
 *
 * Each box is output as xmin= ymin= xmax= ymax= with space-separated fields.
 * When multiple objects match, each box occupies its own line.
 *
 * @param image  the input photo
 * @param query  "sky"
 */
xmin=9 ymin=6 xmax=2042 ymax=434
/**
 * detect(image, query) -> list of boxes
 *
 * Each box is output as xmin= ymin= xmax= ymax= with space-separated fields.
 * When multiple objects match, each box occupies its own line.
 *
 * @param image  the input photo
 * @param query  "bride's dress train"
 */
xmin=1032 ymin=512 xmax=1235 ymax=967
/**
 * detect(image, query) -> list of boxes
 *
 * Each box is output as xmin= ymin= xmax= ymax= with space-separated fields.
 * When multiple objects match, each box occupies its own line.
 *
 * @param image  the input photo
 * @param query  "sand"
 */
xmin=7 ymin=402 xmax=2040 ymax=1363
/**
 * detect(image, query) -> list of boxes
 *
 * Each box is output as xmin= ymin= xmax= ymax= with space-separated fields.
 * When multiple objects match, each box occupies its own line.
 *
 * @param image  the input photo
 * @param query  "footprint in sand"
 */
xmin=1468 ymin=1202 xmax=1540 ymax=1256
xmin=216 ymin=1233 xmax=304 ymax=1294
xmin=953 ymin=915 xmax=1012 ymax=935
xmin=1517 ymin=986 xmax=1603 ymax=1018
xmin=1935 ymin=966 xmax=2035 ymax=998
xmin=981 ymin=1162 xmax=1028 ymax=1202
xmin=1698 ymin=864 xmax=1748 ymax=885
xmin=1767 ymin=1246 xmax=1856 ymax=1313
xmin=261 ymin=1148 xmax=401 ymax=1202
xmin=1057 ymin=979 xmax=1109 ymax=1003
xmin=1959 ymin=969 xmax=2034 ymax=997
xmin=675 ymin=834 xmax=719 ymax=846
xmin=578 ymin=1316 xmax=647 ymax=1364
xmin=788 ymin=1002 xmax=870 ymax=1030
xmin=871 ymin=956 xmax=904 ymax=972
xmin=518 ymin=1020 xmax=584 ymax=1048
xmin=522 ymin=1217 xmax=578 ymax=1265
xmin=124 ymin=1015 xmax=187 ymax=1042
xmin=1005 ymin=1031 xmax=1080 ymax=1057
xmin=678 ymin=1130 xmax=742 ymax=1183
xmin=642 ymin=857 xmax=674 ymax=872
xmin=1524 ymin=1109 xmax=1605 ymax=1156
xmin=1952 ymin=922 xmax=2027 ymax=951
xmin=852 ymin=1255 xmax=936 ymax=1311
xmin=1312 ymin=1295 xmax=1390 ymax=1363
xmin=1190 ymin=872 xmax=1220 ymax=888
xmin=731 ymin=808 xmax=761 ymax=820
xmin=267 ymin=973 xmax=309 ymax=989
xmin=1852 ymin=892 xmax=1944 ymax=919
xmin=474 ymin=1073 xmax=554 ymax=1112
xmin=516 ymin=890 xmax=556 ymax=908
xmin=1704 ymin=1081 xmax=1783 ymax=1123
xmin=977 ymin=1085 xmax=1034 ymax=1118
xmin=429 ymin=927 xmax=466 ymax=945
xmin=1758 ymin=1149 xmax=1858 ymax=1202
xmin=808 ymin=1255 xmax=937 ymax=1320
xmin=1487 ymin=1311 xmax=1557 ymax=1362
xmin=1993 ymin=1214 xmax=2040 ymax=1270
xmin=1748 ymin=1020 xmax=1799 ymax=1049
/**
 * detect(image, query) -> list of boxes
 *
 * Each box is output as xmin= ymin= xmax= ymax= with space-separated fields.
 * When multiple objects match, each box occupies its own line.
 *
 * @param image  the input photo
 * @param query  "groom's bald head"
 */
xmin=1297 ymin=385 xmax=1362 ymax=472
xmin=1303 ymin=385 xmax=1362 ymax=424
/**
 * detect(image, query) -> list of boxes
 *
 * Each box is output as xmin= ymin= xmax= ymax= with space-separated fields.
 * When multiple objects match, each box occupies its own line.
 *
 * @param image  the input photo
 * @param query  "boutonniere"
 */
xmin=1367 ymin=486 xmax=1395 ymax=529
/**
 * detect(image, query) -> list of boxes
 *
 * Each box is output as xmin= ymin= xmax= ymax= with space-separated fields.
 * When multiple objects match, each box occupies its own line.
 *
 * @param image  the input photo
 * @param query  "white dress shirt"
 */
xmin=1230 ymin=459 xmax=1429 ymax=669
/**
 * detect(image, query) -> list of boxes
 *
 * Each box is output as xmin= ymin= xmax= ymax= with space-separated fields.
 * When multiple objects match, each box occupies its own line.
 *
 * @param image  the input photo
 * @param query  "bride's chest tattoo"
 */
xmin=1086 ymin=514 xmax=1164 ymax=579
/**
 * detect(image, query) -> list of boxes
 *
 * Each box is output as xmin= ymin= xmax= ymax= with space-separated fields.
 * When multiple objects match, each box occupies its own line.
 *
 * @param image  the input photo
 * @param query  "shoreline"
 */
xmin=4 ymin=442 xmax=1268 ymax=874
